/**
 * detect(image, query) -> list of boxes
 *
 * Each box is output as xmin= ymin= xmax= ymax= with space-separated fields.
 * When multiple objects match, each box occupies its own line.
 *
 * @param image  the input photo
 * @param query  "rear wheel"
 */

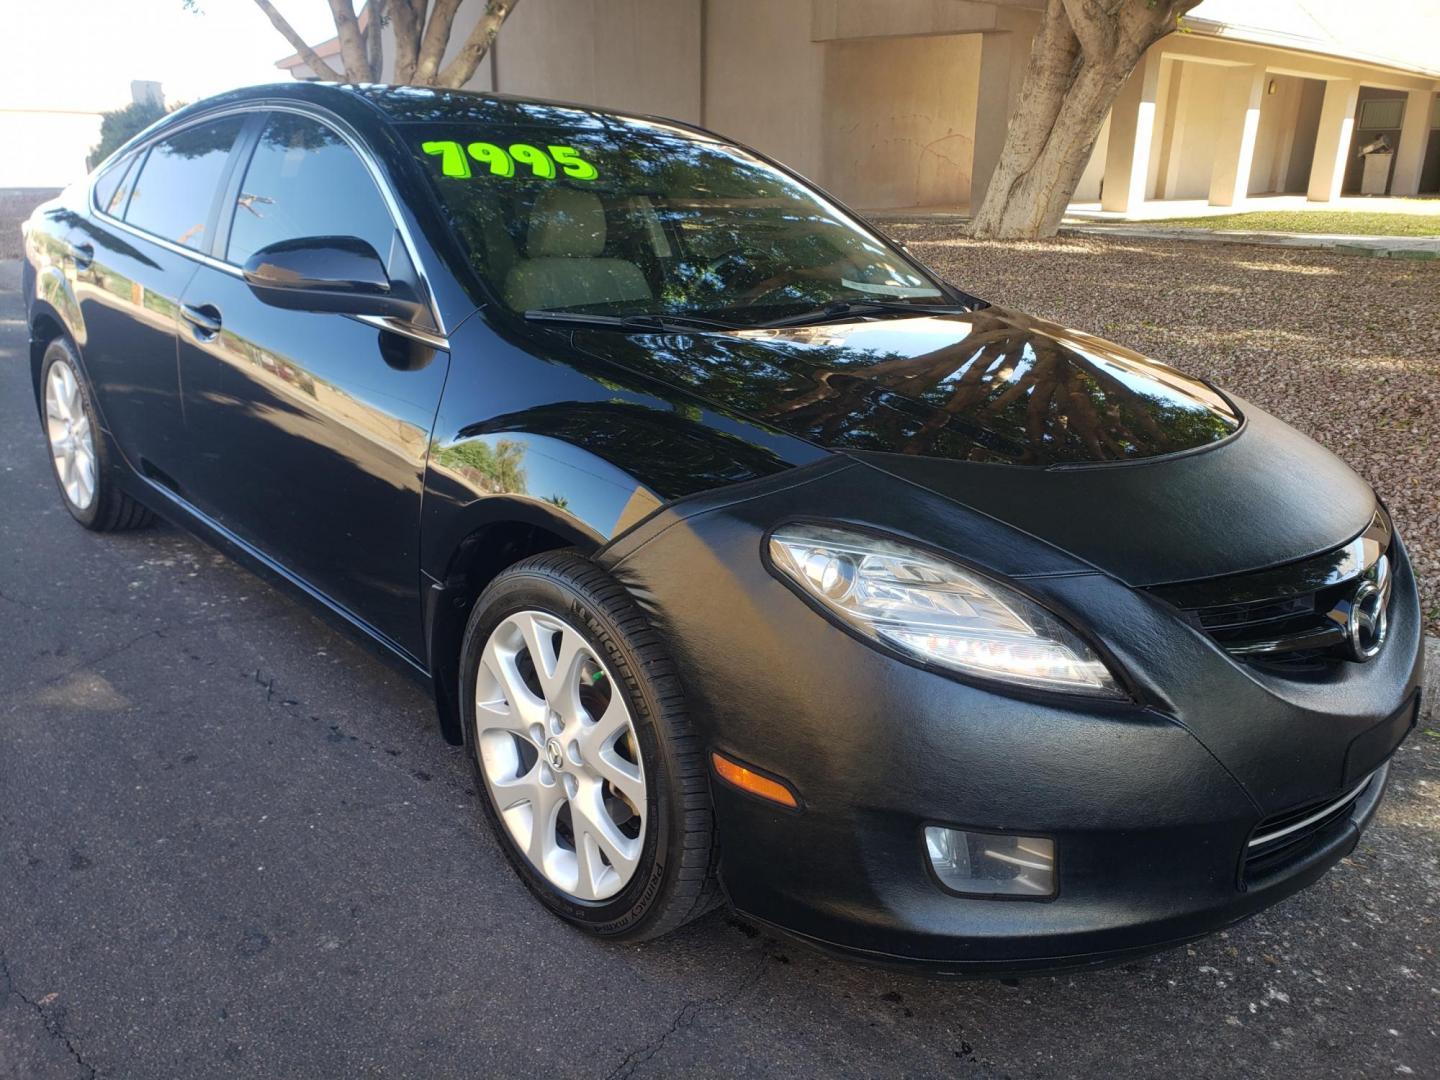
xmin=40 ymin=338 xmax=154 ymax=532
xmin=460 ymin=551 xmax=719 ymax=940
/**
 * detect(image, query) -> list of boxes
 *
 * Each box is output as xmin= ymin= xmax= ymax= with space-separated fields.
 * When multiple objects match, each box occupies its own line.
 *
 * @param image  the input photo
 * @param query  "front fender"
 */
xmin=420 ymin=431 xmax=650 ymax=585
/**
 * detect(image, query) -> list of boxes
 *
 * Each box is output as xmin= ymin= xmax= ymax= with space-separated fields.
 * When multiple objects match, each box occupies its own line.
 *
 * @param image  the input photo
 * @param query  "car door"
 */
xmin=75 ymin=114 xmax=247 ymax=479
xmin=175 ymin=109 xmax=450 ymax=660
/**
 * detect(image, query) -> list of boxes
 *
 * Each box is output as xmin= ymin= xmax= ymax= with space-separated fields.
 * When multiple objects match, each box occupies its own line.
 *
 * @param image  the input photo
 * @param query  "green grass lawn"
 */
xmin=1135 ymin=210 xmax=1440 ymax=237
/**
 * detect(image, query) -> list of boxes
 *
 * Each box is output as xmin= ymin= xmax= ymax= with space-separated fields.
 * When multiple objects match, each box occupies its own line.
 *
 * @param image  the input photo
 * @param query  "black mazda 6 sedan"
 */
xmin=21 ymin=83 xmax=1424 ymax=974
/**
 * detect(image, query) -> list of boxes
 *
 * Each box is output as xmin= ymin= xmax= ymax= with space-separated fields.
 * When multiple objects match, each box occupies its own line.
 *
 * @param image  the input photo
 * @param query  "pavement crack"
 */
xmin=0 ymin=587 xmax=41 ymax=611
xmin=0 ymin=947 xmax=98 ymax=1078
xmin=603 ymin=943 xmax=772 ymax=1080
xmin=40 ymin=626 xmax=168 ymax=687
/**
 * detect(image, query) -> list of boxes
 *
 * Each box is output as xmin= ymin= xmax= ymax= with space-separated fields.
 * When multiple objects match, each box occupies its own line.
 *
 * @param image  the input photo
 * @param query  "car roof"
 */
xmin=161 ymin=82 xmax=719 ymax=143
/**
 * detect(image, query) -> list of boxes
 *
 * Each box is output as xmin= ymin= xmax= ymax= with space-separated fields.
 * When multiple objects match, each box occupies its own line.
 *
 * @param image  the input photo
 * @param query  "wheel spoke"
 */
xmin=49 ymin=374 xmax=72 ymax=422
xmin=546 ymin=628 xmax=588 ymax=717
xmin=577 ymin=694 xmax=631 ymax=761
xmin=73 ymin=450 xmax=95 ymax=505
xmin=592 ymin=743 xmax=645 ymax=807
xmin=573 ymin=828 xmax=604 ymax=900
xmin=479 ymin=635 xmax=547 ymax=732
xmin=522 ymin=772 xmax=566 ymax=870
xmin=571 ymin=781 xmax=640 ymax=882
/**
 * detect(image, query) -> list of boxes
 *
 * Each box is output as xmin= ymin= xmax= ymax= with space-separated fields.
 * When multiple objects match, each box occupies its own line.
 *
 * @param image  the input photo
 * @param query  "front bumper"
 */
xmin=599 ymin=459 xmax=1424 ymax=974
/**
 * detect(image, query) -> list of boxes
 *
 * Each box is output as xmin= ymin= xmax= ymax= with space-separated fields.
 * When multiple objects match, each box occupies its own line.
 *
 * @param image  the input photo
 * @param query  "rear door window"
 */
xmin=225 ymin=112 xmax=396 ymax=268
xmin=125 ymin=115 xmax=245 ymax=251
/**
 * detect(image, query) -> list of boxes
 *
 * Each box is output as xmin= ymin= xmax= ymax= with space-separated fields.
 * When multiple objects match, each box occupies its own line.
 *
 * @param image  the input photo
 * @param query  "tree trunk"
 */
xmin=366 ymin=0 xmax=386 ymax=79
xmin=970 ymin=0 xmax=1199 ymax=240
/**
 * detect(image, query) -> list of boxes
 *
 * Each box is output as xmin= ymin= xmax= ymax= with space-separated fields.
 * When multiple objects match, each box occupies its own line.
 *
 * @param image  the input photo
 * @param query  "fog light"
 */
xmin=924 ymin=826 xmax=1056 ymax=898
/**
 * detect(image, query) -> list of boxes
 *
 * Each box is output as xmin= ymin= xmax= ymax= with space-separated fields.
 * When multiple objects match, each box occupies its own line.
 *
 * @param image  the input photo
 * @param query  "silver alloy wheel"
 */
xmin=44 ymin=359 xmax=96 ymax=511
xmin=475 ymin=610 xmax=647 ymax=901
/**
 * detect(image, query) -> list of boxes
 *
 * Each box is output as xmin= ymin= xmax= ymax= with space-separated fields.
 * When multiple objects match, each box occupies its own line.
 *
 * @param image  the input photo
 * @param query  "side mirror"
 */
xmin=242 ymin=235 xmax=423 ymax=321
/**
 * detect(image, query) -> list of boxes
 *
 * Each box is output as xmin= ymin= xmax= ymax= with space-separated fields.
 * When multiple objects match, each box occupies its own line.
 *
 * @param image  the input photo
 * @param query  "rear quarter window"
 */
xmin=92 ymin=154 xmax=137 ymax=217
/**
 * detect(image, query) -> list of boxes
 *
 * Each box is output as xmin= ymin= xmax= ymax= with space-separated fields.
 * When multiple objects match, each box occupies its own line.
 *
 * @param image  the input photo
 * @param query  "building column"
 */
xmin=1208 ymin=65 xmax=1266 ymax=206
xmin=1307 ymin=78 xmax=1360 ymax=202
xmin=1391 ymin=89 xmax=1435 ymax=197
xmin=970 ymin=29 xmax=1032 ymax=211
xmin=1102 ymin=50 xmax=1161 ymax=213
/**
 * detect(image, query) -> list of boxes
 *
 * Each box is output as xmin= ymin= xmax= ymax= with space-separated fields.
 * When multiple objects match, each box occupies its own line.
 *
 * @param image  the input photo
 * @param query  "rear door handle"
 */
xmin=68 ymin=242 xmax=94 ymax=270
xmin=181 ymin=303 xmax=223 ymax=338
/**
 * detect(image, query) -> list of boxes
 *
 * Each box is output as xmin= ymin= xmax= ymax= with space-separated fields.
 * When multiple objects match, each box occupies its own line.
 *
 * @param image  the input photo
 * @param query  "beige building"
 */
xmin=279 ymin=0 xmax=1440 ymax=213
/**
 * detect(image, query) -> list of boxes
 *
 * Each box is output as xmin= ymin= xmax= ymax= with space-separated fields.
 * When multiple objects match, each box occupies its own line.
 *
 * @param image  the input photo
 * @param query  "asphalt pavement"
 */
xmin=1 ymin=258 xmax=1437 ymax=1079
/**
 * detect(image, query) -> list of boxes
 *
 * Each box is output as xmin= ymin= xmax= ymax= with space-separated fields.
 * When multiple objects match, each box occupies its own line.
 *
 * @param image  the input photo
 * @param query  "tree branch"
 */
xmin=437 ymin=0 xmax=520 ymax=89
xmin=367 ymin=0 xmax=386 ymax=79
xmin=327 ymin=0 xmax=373 ymax=80
xmin=389 ymin=0 xmax=421 ymax=82
xmin=250 ymin=0 xmax=344 ymax=81
xmin=415 ymin=0 xmax=465 ymax=84
xmin=1058 ymin=0 xmax=1118 ymax=58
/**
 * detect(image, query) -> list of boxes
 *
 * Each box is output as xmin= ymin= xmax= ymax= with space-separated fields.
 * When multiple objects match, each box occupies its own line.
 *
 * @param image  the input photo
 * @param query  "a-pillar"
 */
xmin=1102 ymin=50 xmax=1161 ymax=214
xmin=1391 ymin=89 xmax=1435 ymax=197
xmin=1307 ymin=78 xmax=1360 ymax=202
xmin=1208 ymin=65 xmax=1266 ymax=206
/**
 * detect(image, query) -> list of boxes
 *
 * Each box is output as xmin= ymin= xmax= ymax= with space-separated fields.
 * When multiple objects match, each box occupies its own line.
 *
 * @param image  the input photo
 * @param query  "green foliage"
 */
xmin=90 ymin=100 xmax=167 ymax=166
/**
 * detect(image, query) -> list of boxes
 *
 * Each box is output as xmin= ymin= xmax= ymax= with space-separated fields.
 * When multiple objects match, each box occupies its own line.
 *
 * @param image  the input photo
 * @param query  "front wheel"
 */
xmin=460 ymin=552 xmax=719 ymax=940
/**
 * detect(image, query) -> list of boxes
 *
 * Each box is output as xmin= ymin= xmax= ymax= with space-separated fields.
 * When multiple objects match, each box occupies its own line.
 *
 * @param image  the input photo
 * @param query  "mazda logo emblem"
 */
xmin=1345 ymin=556 xmax=1391 ymax=662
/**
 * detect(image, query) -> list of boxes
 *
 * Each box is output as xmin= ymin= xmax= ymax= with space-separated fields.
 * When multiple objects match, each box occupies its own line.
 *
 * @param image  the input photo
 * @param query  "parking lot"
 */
xmin=2 ymin=245 xmax=1437 ymax=1078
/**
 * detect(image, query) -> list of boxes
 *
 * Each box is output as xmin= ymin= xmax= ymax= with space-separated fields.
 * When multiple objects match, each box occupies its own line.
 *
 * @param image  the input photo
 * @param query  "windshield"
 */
xmin=405 ymin=117 xmax=949 ymax=326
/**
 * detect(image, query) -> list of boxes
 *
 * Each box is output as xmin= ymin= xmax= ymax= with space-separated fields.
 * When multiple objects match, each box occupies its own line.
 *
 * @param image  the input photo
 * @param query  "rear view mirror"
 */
xmin=242 ymin=235 xmax=423 ymax=321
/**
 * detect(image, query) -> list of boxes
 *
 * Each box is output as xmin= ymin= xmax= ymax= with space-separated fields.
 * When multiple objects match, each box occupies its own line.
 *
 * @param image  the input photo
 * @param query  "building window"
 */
xmin=1358 ymin=98 xmax=1404 ymax=130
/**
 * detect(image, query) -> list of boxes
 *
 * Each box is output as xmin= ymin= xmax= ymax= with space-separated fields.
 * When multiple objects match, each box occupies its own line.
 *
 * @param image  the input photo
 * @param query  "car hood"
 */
xmin=578 ymin=306 xmax=1243 ymax=467
xmin=571 ymin=307 xmax=1376 ymax=585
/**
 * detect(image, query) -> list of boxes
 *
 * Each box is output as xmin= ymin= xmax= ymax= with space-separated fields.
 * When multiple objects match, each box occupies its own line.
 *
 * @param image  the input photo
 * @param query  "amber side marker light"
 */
xmin=711 ymin=752 xmax=799 ymax=809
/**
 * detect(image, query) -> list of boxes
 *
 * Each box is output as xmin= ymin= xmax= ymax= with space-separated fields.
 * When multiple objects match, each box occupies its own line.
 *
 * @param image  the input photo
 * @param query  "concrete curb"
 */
xmin=1055 ymin=223 xmax=1440 ymax=259
xmin=1424 ymin=635 xmax=1439 ymax=724
xmin=865 ymin=210 xmax=1440 ymax=258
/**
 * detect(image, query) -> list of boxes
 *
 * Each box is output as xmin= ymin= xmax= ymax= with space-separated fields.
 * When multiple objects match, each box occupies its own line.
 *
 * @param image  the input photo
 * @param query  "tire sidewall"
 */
xmin=460 ymin=567 xmax=682 ymax=938
xmin=40 ymin=339 xmax=105 ymax=529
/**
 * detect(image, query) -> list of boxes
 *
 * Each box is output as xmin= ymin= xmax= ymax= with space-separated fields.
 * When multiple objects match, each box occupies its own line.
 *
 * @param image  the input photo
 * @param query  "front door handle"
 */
xmin=181 ymin=303 xmax=223 ymax=338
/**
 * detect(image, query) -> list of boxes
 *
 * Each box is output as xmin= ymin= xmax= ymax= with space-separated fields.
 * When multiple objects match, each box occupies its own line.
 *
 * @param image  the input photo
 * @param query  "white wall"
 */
xmin=703 ymin=0 xmax=826 ymax=180
xmin=820 ymin=34 xmax=982 ymax=208
xmin=1073 ymin=114 xmax=1110 ymax=202
xmin=494 ymin=0 xmax=702 ymax=122
xmin=1157 ymin=61 xmax=1228 ymax=199
xmin=0 ymin=111 xmax=101 ymax=187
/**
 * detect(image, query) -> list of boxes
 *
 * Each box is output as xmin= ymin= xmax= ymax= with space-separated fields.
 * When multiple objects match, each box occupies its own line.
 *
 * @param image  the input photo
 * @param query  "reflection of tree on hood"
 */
xmin=754 ymin=309 xmax=1234 ymax=466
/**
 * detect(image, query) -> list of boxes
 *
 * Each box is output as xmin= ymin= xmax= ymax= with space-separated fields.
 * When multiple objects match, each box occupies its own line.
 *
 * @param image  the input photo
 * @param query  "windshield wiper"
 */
xmin=752 ymin=298 xmax=978 ymax=329
xmin=524 ymin=310 xmax=741 ymax=333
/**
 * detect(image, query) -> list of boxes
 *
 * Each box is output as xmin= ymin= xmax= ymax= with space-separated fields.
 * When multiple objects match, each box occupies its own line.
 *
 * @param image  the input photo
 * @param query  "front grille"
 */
xmin=1243 ymin=772 xmax=1374 ymax=882
xmin=1149 ymin=510 xmax=1394 ymax=667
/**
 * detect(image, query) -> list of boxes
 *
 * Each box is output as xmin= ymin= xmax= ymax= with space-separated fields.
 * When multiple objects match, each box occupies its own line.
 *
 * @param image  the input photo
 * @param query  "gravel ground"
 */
xmin=0 ymin=190 xmax=59 ymax=259
xmin=887 ymin=223 xmax=1440 ymax=636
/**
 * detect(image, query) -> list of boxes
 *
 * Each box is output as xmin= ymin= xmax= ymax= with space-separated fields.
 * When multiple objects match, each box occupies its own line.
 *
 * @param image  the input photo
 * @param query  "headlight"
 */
xmin=767 ymin=524 xmax=1124 ymax=698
